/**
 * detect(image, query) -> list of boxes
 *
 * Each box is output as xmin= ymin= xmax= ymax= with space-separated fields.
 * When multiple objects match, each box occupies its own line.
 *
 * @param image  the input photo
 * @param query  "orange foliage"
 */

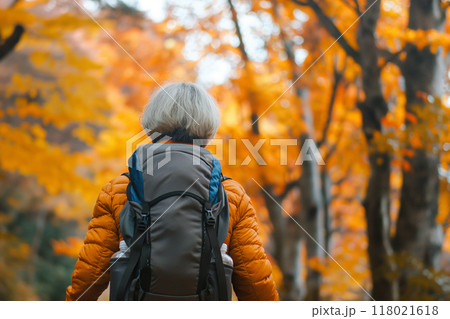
xmin=52 ymin=237 xmax=83 ymax=258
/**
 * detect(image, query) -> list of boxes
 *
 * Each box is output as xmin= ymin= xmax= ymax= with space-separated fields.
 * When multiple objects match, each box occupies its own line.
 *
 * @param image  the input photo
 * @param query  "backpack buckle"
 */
xmin=137 ymin=213 xmax=149 ymax=232
xmin=205 ymin=208 xmax=215 ymax=227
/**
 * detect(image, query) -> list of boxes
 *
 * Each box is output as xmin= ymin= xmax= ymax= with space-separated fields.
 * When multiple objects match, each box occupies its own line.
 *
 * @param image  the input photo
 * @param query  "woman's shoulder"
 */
xmin=97 ymin=175 xmax=129 ymax=223
xmin=222 ymin=178 xmax=249 ymax=210
xmin=103 ymin=174 xmax=250 ymax=212
xmin=105 ymin=174 xmax=129 ymax=197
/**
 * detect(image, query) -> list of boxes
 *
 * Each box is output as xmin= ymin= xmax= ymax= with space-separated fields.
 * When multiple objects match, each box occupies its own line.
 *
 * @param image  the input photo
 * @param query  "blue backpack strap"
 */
xmin=208 ymin=157 xmax=221 ymax=204
xmin=128 ymin=151 xmax=145 ymax=204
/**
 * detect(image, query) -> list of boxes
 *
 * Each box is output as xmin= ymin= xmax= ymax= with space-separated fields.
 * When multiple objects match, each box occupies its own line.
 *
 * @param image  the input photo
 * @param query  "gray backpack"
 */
xmin=109 ymin=143 xmax=232 ymax=300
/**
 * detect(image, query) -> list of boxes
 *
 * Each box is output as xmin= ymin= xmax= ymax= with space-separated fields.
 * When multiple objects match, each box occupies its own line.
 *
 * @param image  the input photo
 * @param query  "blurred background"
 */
xmin=0 ymin=0 xmax=449 ymax=301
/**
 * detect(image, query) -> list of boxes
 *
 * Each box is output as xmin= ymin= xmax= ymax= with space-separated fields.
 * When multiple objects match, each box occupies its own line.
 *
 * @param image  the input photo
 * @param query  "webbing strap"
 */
xmin=206 ymin=224 xmax=228 ymax=300
xmin=197 ymin=212 xmax=212 ymax=296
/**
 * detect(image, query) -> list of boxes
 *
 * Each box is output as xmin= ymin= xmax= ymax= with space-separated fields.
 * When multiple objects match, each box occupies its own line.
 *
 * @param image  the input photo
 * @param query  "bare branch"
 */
xmin=354 ymin=0 xmax=362 ymax=15
xmin=322 ymin=101 xmax=353 ymax=162
xmin=272 ymin=0 xmax=297 ymax=74
xmin=227 ymin=0 xmax=249 ymax=62
xmin=378 ymin=48 xmax=403 ymax=68
xmin=227 ymin=0 xmax=261 ymax=135
xmin=317 ymin=58 xmax=345 ymax=148
xmin=0 ymin=25 xmax=24 ymax=61
xmin=292 ymin=0 xmax=361 ymax=64
xmin=341 ymin=0 xmax=361 ymax=14
xmin=292 ymin=0 xmax=309 ymax=4
xmin=10 ymin=0 xmax=21 ymax=8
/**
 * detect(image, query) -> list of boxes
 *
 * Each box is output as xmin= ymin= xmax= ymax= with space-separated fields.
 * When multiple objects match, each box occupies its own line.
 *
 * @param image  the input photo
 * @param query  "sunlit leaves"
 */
xmin=52 ymin=236 xmax=83 ymax=258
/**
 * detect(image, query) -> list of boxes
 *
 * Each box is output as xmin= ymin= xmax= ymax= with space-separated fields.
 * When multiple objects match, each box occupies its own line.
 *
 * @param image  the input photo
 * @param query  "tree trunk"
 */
xmin=263 ymin=191 xmax=305 ymax=300
xmin=321 ymin=168 xmax=332 ymax=251
xmin=298 ymin=134 xmax=325 ymax=300
xmin=356 ymin=0 xmax=398 ymax=300
xmin=363 ymin=152 xmax=398 ymax=300
xmin=270 ymin=0 xmax=326 ymax=299
xmin=282 ymin=221 xmax=305 ymax=300
xmin=394 ymin=0 xmax=446 ymax=299
xmin=296 ymin=0 xmax=398 ymax=299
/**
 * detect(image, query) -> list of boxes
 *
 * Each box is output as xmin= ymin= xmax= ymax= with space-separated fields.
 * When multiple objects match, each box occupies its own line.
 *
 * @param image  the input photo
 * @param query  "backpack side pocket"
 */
xmin=206 ymin=262 xmax=233 ymax=301
xmin=109 ymin=257 xmax=129 ymax=301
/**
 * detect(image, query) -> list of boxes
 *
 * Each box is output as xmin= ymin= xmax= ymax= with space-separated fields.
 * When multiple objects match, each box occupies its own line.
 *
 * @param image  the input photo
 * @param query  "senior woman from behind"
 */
xmin=66 ymin=82 xmax=279 ymax=301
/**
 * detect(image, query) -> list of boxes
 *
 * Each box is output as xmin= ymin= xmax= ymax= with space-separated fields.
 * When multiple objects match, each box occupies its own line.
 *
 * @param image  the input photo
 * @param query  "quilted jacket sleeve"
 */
xmin=66 ymin=182 xmax=120 ymax=301
xmin=228 ymin=189 xmax=279 ymax=301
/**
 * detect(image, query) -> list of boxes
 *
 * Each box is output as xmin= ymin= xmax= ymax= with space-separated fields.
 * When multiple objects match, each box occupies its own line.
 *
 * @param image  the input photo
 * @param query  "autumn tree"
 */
xmin=221 ymin=0 xmax=368 ymax=300
xmin=289 ymin=0 xmax=450 ymax=300
xmin=0 ymin=0 xmax=207 ymax=299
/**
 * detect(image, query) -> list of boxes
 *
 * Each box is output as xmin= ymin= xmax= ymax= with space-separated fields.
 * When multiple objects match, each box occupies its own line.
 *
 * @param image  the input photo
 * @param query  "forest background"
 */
xmin=1 ymin=0 xmax=450 ymax=301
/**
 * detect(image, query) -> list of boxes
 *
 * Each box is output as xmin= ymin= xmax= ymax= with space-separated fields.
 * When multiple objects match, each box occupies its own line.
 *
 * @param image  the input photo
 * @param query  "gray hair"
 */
xmin=141 ymin=82 xmax=220 ymax=144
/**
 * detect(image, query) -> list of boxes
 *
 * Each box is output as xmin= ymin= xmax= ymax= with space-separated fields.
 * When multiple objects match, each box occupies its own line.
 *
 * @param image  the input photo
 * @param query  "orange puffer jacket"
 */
xmin=66 ymin=175 xmax=279 ymax=301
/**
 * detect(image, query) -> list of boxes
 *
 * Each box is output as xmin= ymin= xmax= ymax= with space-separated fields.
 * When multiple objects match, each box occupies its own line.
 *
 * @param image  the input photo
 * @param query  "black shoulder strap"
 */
xmin=204 ymin=202 xmax=228 ymax=301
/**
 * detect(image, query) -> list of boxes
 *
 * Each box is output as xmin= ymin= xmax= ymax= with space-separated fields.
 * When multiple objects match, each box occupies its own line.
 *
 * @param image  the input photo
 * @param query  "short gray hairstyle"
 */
xmin=141 ymin=82 xmax=220 ymax=144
